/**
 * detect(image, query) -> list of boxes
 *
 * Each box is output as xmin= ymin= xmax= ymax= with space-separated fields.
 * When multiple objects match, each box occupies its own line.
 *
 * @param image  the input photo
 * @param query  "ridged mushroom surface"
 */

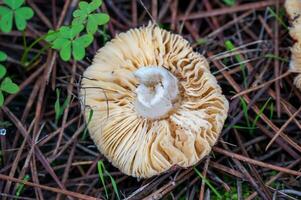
xmin=80 ymin=24 xmax=229 ymax=178
xmin=285 ymin=0 xmax=301 ymax=89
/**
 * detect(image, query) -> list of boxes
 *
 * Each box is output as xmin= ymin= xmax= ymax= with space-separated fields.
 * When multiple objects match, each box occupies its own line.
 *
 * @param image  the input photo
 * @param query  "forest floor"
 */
xmin=0 ymin=0 xmax=301 ymax=199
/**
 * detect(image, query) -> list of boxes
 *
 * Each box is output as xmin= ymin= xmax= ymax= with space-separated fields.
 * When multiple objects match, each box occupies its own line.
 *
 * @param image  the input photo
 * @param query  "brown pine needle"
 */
xmin=266 ymin=106 xmax=301 ymax=151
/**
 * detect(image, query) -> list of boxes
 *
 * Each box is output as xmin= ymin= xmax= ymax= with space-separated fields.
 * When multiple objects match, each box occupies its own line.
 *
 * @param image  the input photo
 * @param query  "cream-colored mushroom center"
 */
xmin=134 ymin=66 xmax=179 ymax=119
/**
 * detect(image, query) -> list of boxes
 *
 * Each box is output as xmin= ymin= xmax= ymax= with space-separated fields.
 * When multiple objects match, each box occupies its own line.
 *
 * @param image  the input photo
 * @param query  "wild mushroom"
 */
xmin=285 ymin=0 xmax=301 ymax=89
xmin=80 ymin=24 xmax=229 ymax=178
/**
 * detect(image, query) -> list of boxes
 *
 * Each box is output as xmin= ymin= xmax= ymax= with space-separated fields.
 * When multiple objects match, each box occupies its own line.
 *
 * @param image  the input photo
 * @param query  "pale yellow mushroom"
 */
xmin=80 ymin=24 xmax=229 ymax=178
xmin=285 ymin=0 xmax=301 ymax=89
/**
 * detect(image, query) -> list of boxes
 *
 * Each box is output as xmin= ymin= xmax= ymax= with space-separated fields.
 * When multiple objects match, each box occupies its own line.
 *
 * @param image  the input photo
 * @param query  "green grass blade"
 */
xmin=97 ymin=160 xmax=109 ymax=199
xmin=267 ymin=7 xmax=288 ymax=30
xmin=225 ymin=40 xmax=248 ymax=87
xmin=269 ymin=102 xmax=274 ymax=120
xmin=194 ymin=167 xmax=222 ymax=199
xmin=107 ymin=172 xmax=120 ymax=200
xmin=229 ymin=125 xmax=257 ymax=130
xmin=239 ymin=97 xmax=251 ymax=129
xmin=264 ymin=54 xmax=289 ymax=63
xmin=251 ymin=97 xmax=272 ymax=133
xmin=15 ymin=174 xmax=30 ymax=196
xmin=82 ymin=109 xmax=94 ymax=140
xmin=54 ymin=89 xmax=61 ymax=125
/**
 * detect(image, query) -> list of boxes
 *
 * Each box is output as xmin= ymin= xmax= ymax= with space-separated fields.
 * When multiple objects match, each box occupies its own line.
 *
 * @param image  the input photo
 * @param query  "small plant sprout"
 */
xmin=224 ymin=40 xmax=248 ymax=87
xmin=45 ymin=0 xmax=110 ymax=61
xmin=0 ymin=0 xmax=34 ymax=32
xmin=81 ymin=108 xmax=94 ymax=140
xmin=15 ymin=174 xmax=30 ymax=197
xmin=0 ymin=51 xmax=19 ymax=107
xmin=72 ymin=0 xmax=110 ymax=34
xmin=80 ymin=24 xmax=229 ymax=178
xmin=54 ymin=88 xmax=70 ymax=125
xmin=222 ymin=0 xmax=236 ymax=6
xmin=46 ymin=25 xmax=93 ymax=61
xmin=97 ymin=160 xmax=120 ymax=200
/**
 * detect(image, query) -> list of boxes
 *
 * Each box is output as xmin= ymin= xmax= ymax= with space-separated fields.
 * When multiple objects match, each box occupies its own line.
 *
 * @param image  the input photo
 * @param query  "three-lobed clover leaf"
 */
xmin=87 ymin=13 xmax=110 ymax=34
xmin=0 ymin=0 xmax=34 ymax=33
xmin=45 ymin=0 xmax=109 ymax=62
xmin=0 ymin=51 xmax=19 ymax=106
xmin=72 ymin=0 xmax=110 ymax=34
xmin=47 ymin=25 xmax=93 ymax=61
xmin=1 ymin=77 xmax=19 ymax=94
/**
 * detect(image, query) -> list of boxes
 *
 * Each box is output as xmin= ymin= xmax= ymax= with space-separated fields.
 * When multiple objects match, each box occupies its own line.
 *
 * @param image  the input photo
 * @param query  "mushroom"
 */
xmin=285 ymin=0 xmax=301 ymax=89
xmin=80 ymin=24 xmax=229 ymax=178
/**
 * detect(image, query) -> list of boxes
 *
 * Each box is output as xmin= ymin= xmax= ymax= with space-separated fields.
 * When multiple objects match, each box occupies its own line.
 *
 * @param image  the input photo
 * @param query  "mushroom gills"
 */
xmin=134 ymin=66 xmax=179 ymax=119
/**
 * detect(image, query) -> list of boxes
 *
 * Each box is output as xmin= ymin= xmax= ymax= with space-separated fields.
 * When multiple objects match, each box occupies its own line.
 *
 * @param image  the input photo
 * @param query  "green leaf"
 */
xmin=222 ymin=0 xmax=236 ymax=6
xmin=75 ymin=34 xmax=93 ymax=47
xmin=59 ymin=26 xmax=72 ymax=39
xmin=89 ymin=0 xmax=102 ymax=12
xmin=59 ymin=25 xmax=83 ymax=39
xmin=52 ymin=38 xmax=70 ymax=50
xmin=15 ymin=7 xmax=34 ymax=19
xmin=59 ymin=41 xmax=71 ymax=61
xmin=0 ymin=51 xmax=7 ymax=61
xmin=0 ymin=65 xmax=7 ymax=79
xmin=15 ymin=7 xmax=34 ymax=31
xmin=1 ymin=77 xmax=19 ymax=94
xmin=79 ymin=1 xmax=90 ymax=14
xmin=194 ymin=167 xmax=222 ymax=199
xmin=61 ymin=96 xmax=70 ymax=114
xmin=87 ymin=15 xmax=98 ymax=34
xmin=73 ymin=9 xmax=86 ymax=18
xmin=82 ymin=109 xmax=94 ymax=140
xmin=54 ymin=89 xmax=61 ymax=124
xmin=87 ymin=13 xmax=109 ymax=34
xmin=4 ymin=0 xmax=24 ymax=10
xmin=0 ymin=9 xmax=13 ymax=33
xmin=72 ymin=41 xmax=85 ymax=60
xmin=72 ymin=15 xmax=86 ymax=25
xmin=251 ymin=98 xmax=272 ymax=134
xmin=93 ymin=13 xmax=110 ymax=25
xmin=15 ymin=175 xmax=30 ymax=197
xmin=0 ymin=91 xmax=4 ymax=107
xmin=45 ymin=30 xmax=60 ymax=42
xmin=108 ymin=173 xmax=120 ymax=200
xmin=239 ymin=97 xmax=251 ymax=129
xmin=97 ymin=161 xmax=109 ymax=199
xmin=72 ymin=34 xmax=92 ymax=60
xmin=70 ymin=24 xmax=84 ymax=38
xmin=0 ymin=6 xmax=11 ymax=17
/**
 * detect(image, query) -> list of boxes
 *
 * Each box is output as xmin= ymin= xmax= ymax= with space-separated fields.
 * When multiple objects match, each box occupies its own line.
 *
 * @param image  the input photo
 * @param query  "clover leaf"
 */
xmin=49 ymin=25 xmax=93 ymax=61
xmin=0 ymin=51 xmax=7 ymax=79
xmin=0 ymin=77 xmax=19 ymax=106
xmin=0 ymin=51 xmax=7 ymax=62
xmin=0 ymin=0 xmax=34 ymax=33
xmin=46 ymin=0 xmax=109 ymax=62
xmin=87 ymin=13 xmax=110 ymax=34
xmin=72 ymin=0 xmax=109 ymax=34
xmin=0 ymin=50 xmax=19 ymax=106
xmin=72 ymin=34 xmax=93 ymax=60
xmin=0 ymin=65 xmax=7 ymax=79
xmin=1 ymin=77 xmax=19 ymax=94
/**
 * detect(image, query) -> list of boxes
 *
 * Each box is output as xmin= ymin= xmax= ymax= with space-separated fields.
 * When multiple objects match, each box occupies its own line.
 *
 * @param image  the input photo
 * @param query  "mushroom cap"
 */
xmin=285 ymin=0 xmax=301 ymax=89
xmin=80 ymin=24 xmax=229 ymax=178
